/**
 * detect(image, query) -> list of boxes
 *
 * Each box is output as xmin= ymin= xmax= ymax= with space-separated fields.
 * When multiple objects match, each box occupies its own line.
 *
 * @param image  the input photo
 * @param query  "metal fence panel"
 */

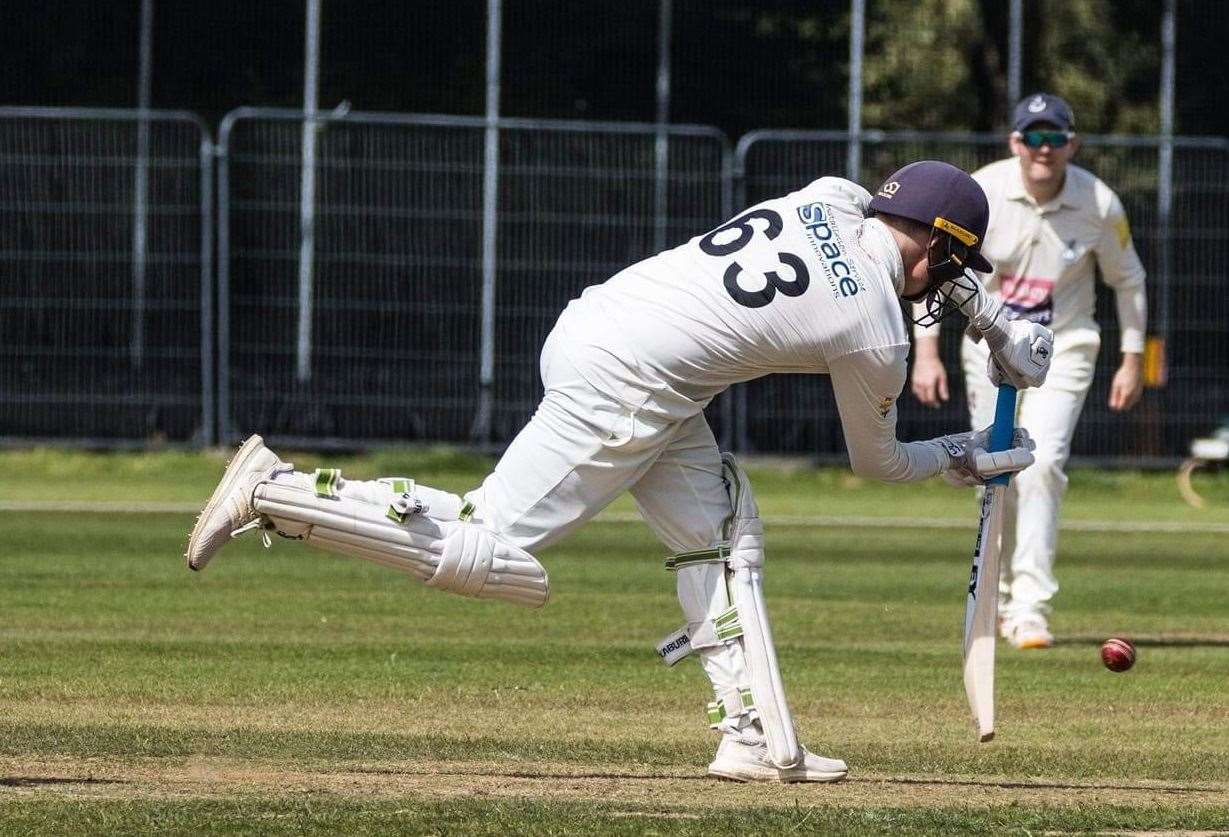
xmin=736 ymin=131 xmax=1229 ymax=463
xmin=491 ymin=122 xmax=730 ymax=439
xmin=218 ymin=111 xmax=731 ymax=447
xmin=1167 ymin=144 xmax=1229 ymax=449
xmin=0 ymin=107 xmax=212 ymax=445
xmin=219 ymin=111 xmax=487 ymax=446
xmin=6 ymin=102 xmax=1221 ymax=466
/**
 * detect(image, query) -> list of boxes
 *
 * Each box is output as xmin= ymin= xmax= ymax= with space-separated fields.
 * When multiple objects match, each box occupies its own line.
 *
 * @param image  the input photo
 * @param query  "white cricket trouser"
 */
xmin=464 ymin=327 xmax=732 ymax=555
xmin=961 ymin=329 xmax=1099 ymax=618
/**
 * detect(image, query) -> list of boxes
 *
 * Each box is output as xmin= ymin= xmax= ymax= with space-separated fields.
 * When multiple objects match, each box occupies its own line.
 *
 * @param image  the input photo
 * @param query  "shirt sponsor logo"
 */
xmin=796 ymin=201 xmax=864 ymax=299
xmin=1000 ymin=274 xmax=1055 ymax=326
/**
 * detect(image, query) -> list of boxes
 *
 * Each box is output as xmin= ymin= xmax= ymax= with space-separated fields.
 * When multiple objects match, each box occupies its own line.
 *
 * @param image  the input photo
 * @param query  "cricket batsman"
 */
xmin=187 ymin=160 xmax=1052 ymax=783
xmin=911 ymin=94 xmax=1148 ymax=650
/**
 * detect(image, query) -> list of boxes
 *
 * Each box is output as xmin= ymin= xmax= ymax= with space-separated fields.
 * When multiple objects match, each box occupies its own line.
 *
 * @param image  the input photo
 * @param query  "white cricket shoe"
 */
xmin=707 ymin=729 xmax=847 ymax=783
xmin=1004 ymin=613 xmax=1054 ymax=650
xmin=185 ymin=435 xmax=287 ymax=572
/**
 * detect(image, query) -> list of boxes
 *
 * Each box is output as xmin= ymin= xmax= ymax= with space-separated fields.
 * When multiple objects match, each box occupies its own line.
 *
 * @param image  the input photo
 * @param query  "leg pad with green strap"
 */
xmin=252 ymin=473 xmax=549 ymax=608
xmin=656 ymin=454 xmax=802 ymax=769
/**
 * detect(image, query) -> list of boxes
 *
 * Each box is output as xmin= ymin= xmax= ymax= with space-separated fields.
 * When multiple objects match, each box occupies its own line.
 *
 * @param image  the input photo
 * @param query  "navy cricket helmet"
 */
xmin=869 ymin=160 xmax=993 ymax=325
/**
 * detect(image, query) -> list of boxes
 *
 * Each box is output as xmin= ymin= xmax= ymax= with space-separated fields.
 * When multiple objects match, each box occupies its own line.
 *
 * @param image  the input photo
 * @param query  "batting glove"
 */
xmin=984 ymin=319 xmax=1053 ymax=390
xmin=958 ymin=282 xmax=1054 ymax=389
xmin=938 ymin=426 xmax=1036 ymax=487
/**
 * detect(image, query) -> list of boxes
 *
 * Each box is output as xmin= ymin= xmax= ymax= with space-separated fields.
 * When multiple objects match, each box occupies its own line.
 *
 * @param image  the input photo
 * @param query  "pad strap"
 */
xmin=706 ymin=687 xmax=755 ymax=728
xmin=314 ymin=468 xmax=341 ymax=498
xmin=380 ymin=478 xmax=425 ymax=523
xmin=665 ymin=545 xmax=729 ymax=571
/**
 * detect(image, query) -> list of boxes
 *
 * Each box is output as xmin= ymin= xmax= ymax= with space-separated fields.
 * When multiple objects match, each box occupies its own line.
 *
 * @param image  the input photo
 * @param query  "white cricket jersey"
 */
xmin=916 ymin=158 xmax=1147 ymax=352
xmin=552 ymin=176 xmax=950 ymax=483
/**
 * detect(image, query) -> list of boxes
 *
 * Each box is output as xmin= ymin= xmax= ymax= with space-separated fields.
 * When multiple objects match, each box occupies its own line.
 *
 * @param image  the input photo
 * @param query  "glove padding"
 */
xmin=939 ymin=426 xmax=1036 ymax=487
xmin=959 ymin=282 xmax=1054 ymax=389
xmin=983 ymin=318 xmax=1054 ymax=389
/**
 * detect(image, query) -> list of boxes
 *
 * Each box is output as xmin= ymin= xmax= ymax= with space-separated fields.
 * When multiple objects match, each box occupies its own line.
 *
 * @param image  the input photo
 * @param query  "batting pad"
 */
xmin=722 ymin=453 xmax=801 ymax=770
xmin=662 ymin=454 xmax=802 ymax=770
xmin=728 ymin=564 xmax=800 ymax=768
xmin=252 ymin=479 xmax=549 ymax=608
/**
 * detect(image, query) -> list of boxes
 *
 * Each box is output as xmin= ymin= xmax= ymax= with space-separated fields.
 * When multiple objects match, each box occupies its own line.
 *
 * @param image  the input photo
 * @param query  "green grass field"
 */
xmin=2 ymin=448 xmax=1228 ymax=835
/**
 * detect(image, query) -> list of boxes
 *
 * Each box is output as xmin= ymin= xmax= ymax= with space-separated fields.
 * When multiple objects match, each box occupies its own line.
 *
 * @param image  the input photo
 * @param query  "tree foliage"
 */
xmin=861 ymin=0 xmax=1163 ymax=134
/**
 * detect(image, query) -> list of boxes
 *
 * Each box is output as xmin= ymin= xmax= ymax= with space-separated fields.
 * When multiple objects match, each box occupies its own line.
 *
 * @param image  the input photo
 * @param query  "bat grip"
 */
xmin=986 ymin=384 xmax=1018 ymax=487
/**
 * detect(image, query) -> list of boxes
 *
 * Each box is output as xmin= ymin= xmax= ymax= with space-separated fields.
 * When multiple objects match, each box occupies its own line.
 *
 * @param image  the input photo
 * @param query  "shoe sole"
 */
xmin=185 ymin=435 xmax=268 ymax=571
xmin=707 ymin=766 xmax=847 ymax=784
xmin=1014 ymin=637 xmax=1054 ymax=650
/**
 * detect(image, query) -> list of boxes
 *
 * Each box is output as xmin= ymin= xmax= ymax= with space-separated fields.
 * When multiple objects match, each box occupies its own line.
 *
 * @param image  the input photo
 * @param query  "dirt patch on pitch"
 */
xmin=2 ymin=756 xmax=1227 ymax=812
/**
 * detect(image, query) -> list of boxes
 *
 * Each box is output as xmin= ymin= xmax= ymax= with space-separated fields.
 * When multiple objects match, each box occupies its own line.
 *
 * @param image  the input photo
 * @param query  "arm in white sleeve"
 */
xmin=1095 ymin=190 xmax=1148 ymax=353
xmin=827 ymin=345 xmax=952 ymax=483
xmin=1112 ymin=283 xmax=1147 ymax=354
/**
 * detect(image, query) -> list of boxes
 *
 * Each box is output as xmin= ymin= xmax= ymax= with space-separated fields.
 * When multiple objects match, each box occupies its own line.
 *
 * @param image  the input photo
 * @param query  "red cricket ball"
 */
xmin=1100 ymin=637 xmax=1136 ymax=672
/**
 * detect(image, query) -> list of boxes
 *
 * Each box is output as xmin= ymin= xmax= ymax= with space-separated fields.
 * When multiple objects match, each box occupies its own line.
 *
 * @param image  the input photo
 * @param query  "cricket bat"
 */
xmin=962 ymin=383 xmax=1018 ymax=742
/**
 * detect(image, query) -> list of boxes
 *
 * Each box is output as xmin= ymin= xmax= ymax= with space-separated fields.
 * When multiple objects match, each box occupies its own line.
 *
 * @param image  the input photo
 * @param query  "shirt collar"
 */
xmin=860 ymin=217 xmax=905 ymax=296
xmin=1007 ymin=161 xmax=1079 ymax=211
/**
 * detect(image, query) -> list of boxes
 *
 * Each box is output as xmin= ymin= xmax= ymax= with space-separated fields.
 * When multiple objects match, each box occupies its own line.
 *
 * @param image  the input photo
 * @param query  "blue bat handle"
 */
xmin=986 ymin=384 xmax=1018 ymax=487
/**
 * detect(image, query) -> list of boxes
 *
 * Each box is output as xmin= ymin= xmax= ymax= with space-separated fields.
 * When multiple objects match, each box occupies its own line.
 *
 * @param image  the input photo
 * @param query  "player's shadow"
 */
xmin=1057 ymin=634 xmax=1229 ymax=648
xmin=0 ymin=776 xmax=126 ymax=787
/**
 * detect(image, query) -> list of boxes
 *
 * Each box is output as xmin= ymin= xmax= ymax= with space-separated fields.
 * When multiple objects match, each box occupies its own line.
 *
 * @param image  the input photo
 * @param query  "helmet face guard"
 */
xmin=904 ymin=229 xmax=982 ymax=327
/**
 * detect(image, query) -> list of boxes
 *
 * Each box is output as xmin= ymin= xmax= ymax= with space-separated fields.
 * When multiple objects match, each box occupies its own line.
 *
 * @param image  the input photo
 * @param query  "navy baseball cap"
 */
xmin=1013 ymin=92 xmax=1075 ymax=132
xmin=869 ymin=160 xmax=993 ymax=273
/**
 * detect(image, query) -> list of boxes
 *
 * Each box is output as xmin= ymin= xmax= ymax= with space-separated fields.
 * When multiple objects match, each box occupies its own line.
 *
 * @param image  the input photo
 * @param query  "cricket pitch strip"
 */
xmin=3 ymin=756 xmax=1227 ymax=811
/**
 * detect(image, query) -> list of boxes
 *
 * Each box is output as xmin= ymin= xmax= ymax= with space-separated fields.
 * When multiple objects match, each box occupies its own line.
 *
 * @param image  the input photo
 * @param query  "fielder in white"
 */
xmin=188 ymin=160 xmax=1052 ymax=783
xmin=911 ymin=94 xmax=1147 ymax=649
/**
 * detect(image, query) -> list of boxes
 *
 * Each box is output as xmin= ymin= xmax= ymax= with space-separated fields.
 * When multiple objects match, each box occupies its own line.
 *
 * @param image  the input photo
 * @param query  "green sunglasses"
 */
xmin=1020 ymin=129 xmax=1072 ymax=149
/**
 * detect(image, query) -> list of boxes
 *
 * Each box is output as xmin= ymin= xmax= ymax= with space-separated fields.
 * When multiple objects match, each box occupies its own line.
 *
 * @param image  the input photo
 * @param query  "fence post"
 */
xmin=473 ymin=0 xmax=503 ymax=443
xmin=216 ymin=113 xmax=236 ymax=443
xmin=131 ymin=0 xmax=154 ymax=371
xmin=847 ymin=0 xmax=865 ymax=181
xmin=1156 ymin=0 xmax=1175 ymax=352
xmin=1007 ymin=0 xmax=1022 ymax=110
xmin=653 ymin=0 xmax=673 ymax=252
xmin=199 ymin=129 xmax=216 ymax=447
xmin=731 ymin=136 xmax=752 ymax=452
xmin=296 ymin=0 xmax=322 ymax=384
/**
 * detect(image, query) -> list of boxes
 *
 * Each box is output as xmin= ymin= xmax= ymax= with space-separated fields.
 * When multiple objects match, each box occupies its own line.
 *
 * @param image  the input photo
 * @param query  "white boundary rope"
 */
xmin=4 ymin=501 xmax=1228 ymax=534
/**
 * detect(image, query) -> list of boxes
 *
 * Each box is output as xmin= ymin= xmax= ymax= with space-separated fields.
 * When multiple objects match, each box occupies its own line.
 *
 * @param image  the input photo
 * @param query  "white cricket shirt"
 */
xmin=916 ymin=158 xmax=1147 ymax=351
xmin=553 ymin=176 xmax=951 ymax=482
